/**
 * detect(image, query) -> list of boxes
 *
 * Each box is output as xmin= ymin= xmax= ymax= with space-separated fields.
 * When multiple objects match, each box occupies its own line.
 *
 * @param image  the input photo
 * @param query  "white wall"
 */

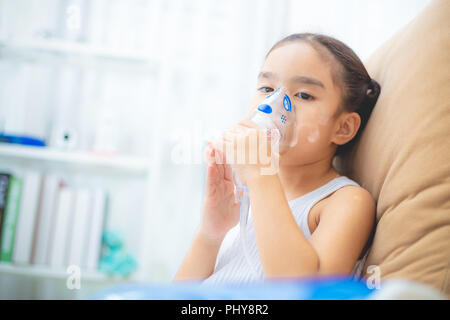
xmin=286 ymin=0 xmax=431 ymax=61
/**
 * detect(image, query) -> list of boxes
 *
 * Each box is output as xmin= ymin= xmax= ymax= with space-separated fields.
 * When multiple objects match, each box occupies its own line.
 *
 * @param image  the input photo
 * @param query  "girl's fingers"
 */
xmin=222 ymin=130 xmax=239 ymax=143
xmin=205 ymin=143 xmax=220 ymax=186
xmin=215 ymin=151 xmax=225 ymax=178
xmin=226 ymin=124 xmax=242 ymax=134
xmin=206 ymin=141 xmax=226 ymax=166
xmin=224 ymin=162 xmax=233 ymax=182
xmin=205 ymin=162 xmax=218 ymax=193
xmin=205 ymin=145 xmax=214 ymax=165
xmin=222 ymin=140 xmax=235 ymax=162
xmin=214 ymin=147 xmax=225 ymax=164
xmin=215 ymin=148 xmax=231 ymax=180
xmin=238 ymin=118 xmax=259 ymax=129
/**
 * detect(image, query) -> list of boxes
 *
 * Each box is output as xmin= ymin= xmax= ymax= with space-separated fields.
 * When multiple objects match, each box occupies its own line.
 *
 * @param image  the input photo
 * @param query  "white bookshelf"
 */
xmin=0 ymin=262 xmax=132 ymax=299
xmin=0 ymin=144 xmax=152 ymax=298
xmin=0 ymin=143 xmax=150 ymax=176
xmin=0 ymin=33 xmax=156 ymax=296
xmin=0 ymin=39 xmax=159 ymax=64
xmin=0 ymin=262 xmax=114 ymax=283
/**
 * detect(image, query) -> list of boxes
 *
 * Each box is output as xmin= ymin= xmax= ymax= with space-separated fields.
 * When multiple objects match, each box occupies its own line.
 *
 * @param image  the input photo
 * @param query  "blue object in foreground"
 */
xmin=91 ymin=276 xmax=374 ymax=300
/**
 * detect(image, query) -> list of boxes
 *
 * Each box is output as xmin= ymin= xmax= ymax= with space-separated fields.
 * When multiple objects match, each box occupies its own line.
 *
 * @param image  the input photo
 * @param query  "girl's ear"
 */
xmin=331 ymin=112 xmax=361 ymax=146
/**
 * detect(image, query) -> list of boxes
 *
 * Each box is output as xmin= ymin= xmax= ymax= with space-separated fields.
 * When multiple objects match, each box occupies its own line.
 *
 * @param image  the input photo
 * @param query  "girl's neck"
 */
xmin=278 ymin=156 xmax=340 ymax=201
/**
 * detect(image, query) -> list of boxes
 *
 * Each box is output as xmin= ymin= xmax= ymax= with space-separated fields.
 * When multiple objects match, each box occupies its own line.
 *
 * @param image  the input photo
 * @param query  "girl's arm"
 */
xmin=247 ymin=174 xmax=320 ymax=277
xmin=173 ymin=229 xmax=224 ymax=281
xmin=247 ymin=174 xmax=375 ymax=278
xmin=174 ymin=144 xmax=240 ymax=282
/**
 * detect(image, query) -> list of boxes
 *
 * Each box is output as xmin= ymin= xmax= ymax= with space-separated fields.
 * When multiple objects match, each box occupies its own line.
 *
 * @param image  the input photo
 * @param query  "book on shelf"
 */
xmin=13 ymin=170 xmax=42 ymax=264
xmin=85 ymin=188 xmax=107 ymax=271
xmin=64 ymin=187 xmax=108 ymax=271
xmin=0 ymin=169 xmax=111 ymax=272
xmin=0 ymin=175 xmax=23 ymax=262
xmin=67 ymin=187 xmax=91 ymax=268
xmin=33 ymin=177 xmax=109 ymax=271
xmin=0 ymin=173 xmax=11 ymax=252
xmin=48 ymin=184 xmax=74 ymax=269
xmin=32 ymin=174 xmax=60 ymax=266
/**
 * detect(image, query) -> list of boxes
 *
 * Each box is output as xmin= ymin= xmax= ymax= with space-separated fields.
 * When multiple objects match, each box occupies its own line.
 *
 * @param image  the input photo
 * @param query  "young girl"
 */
xmin=174 ymin=33 xmax=380 ymax=284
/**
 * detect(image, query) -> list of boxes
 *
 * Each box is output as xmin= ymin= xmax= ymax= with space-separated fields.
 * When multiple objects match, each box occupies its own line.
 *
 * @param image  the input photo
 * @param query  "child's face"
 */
xmin=248 ymin=41 xmax=345 ymax=166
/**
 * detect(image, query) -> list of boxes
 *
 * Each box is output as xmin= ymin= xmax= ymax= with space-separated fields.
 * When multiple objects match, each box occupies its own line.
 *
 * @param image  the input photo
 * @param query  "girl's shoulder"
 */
xmin=308 ymin=183 xmax=375 ymax=242
xmin=323 ymin=182 xmax=375 ymax=217
xmin=307 ymin=177 xmax=375 ymax=235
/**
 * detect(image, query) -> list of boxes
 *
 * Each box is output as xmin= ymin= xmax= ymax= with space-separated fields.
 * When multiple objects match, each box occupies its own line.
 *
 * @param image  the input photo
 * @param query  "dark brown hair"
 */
xmin=267 ymin=33 xmax=381 ymax=156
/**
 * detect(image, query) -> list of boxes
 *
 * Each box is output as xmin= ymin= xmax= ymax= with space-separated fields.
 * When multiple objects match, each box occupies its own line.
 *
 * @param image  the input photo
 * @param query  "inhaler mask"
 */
xmin=234 ymin=87 xmax=297 ymax=276
xmin=250 ymin=87 xmax=298 ymax=152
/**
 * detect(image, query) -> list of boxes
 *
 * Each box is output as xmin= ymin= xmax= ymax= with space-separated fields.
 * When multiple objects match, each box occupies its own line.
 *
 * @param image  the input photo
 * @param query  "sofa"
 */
xmin=335 ymin=0 xmax=450 ymax=298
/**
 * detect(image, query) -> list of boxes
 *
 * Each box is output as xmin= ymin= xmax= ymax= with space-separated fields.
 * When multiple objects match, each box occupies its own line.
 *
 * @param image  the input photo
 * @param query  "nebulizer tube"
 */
xmin=233 ymin=87 xmax=297 ymax=277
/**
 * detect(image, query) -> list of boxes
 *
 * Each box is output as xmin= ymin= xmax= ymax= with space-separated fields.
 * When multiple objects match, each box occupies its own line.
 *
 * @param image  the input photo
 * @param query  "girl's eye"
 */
xmin=258 ymin=87 xmax=274 ymax=93
xmin=296 ymin=92 xmax=314 ymax=100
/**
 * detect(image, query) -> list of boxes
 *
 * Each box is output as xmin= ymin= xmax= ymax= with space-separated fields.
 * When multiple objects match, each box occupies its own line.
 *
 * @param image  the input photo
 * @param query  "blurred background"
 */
xmin=0 ymin=0 xmax=430 ymax=299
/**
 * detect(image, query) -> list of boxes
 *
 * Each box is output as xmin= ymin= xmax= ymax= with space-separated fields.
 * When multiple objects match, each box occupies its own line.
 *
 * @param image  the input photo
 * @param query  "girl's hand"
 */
xmin=199 ymin=142 xmax=242 ymax=241
xmin=216 ymin=119 xmax=279 ymax=185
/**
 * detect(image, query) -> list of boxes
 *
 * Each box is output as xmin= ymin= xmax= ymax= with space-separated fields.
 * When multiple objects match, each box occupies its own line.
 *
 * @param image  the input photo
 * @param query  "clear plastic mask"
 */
xmin=250 ymin=87 xmax=297 ymax=153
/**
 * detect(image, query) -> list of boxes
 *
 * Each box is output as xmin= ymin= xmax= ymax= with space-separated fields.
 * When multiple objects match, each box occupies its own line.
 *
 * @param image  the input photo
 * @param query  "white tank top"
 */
xmin=202 ymin=176 xmax=368 ymax=285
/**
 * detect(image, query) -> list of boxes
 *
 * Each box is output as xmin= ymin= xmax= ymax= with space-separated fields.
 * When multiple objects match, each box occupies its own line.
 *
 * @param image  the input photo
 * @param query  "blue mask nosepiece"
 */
xmin=257 ymin=104 xmax=272 ymax=114
xmin=252 ymin=87 xmax=297 ymax=150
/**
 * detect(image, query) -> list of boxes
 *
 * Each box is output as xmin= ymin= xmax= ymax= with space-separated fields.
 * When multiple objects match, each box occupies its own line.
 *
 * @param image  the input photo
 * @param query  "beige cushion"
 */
xmin=336 ymin=0 xmax=450 ymax=297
